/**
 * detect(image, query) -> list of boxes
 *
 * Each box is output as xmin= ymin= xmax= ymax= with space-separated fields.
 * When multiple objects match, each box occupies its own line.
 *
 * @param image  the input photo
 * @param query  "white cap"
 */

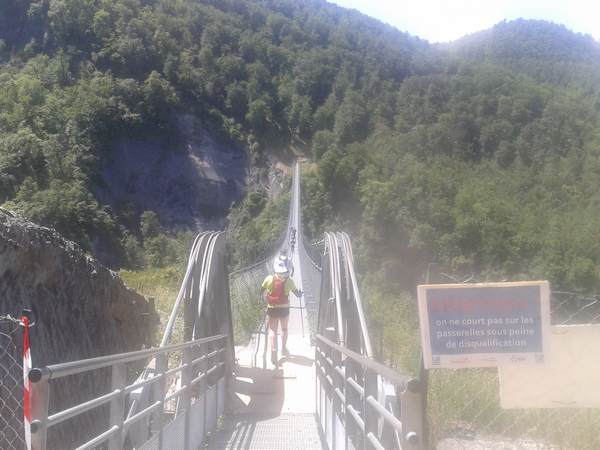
xmin=274 ymin=259 xmax=288 ymax=274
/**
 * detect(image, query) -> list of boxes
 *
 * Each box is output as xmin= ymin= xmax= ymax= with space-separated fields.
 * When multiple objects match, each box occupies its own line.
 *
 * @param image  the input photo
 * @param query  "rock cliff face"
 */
xmin=0 ymin=1 xmax=47 ymax=56
xmin=0 ymin=207 xmax=155 ymax=448
xmin=96 ymin=115 xmax=251 ymax=237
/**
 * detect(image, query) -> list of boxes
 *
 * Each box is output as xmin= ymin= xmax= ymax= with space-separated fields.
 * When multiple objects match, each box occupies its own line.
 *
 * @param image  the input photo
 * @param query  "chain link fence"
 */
xmin=0 ymin=315 xmax=26 ymax=450
xmin=226 ymin=235 xmax=286 ymax=346
xmin=228 ymin=257 xmax=274 ymax=346
xmin=298 ymin=234 xmax=323 ymax=344
xmin=423 ymin=272 xmax=600 ymax=450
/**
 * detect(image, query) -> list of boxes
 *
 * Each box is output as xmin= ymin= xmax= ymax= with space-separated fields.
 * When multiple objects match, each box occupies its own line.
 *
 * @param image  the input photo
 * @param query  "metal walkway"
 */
xmin=209 ymin=203 xmax=324 ymax=449
xmin=208 ymin=413 xmax=321 ymax=449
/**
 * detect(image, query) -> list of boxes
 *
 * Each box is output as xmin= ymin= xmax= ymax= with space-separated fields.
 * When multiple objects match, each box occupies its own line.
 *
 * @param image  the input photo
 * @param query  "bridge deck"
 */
xmin=208 ymin=244 xmax=324 ymax=449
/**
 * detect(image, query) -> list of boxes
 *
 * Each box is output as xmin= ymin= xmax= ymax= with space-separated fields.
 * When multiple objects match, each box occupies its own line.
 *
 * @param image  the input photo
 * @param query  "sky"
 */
xmin=329 ymin=0 xmax=600 ymax=43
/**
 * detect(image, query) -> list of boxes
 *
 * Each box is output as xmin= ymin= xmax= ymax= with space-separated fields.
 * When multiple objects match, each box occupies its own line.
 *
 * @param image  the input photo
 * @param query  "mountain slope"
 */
xmin=448 ymin=19 xmax=600 ymax=84
xmin=0 ymin=1 xmax=600 ymax=299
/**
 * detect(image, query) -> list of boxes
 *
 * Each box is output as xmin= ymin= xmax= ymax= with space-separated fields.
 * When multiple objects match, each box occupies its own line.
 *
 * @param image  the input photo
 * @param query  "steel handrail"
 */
xmin=29 ymin=334 xmax=224 ymax=383
xmin=316 ymin=333 xmax=422 ymax=449
xmin=28 ymin=334 xmax=228 ymax=449
xmin=325 ymin=232 xmax=346 ymax=347
xmin=317 ymin=334 xmax=419 ymax=391
xmin=160 ymin=232 xmax=209 ymax=346
xmin=340 ymin=231 xmax=374 ymax=358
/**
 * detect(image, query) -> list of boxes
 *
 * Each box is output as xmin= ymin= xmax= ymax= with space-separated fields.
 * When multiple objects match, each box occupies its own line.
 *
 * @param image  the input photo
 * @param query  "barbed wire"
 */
xmin=0 ymin=315 xmax=24 ymax=324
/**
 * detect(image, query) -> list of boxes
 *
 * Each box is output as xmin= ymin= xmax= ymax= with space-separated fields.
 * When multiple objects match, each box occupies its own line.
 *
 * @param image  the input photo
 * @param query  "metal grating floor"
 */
xmin=207 ymin=413 xmax=323 ymax=449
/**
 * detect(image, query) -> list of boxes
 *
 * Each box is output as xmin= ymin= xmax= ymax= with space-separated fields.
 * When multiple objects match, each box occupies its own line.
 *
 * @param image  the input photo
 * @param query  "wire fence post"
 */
xmin=22 ymin=310 xmax=37 ymax=367
xmin=22 ymin=309 xmax=38 ymax=450
xmin=418 ymin=263 xmax=437 ymax=449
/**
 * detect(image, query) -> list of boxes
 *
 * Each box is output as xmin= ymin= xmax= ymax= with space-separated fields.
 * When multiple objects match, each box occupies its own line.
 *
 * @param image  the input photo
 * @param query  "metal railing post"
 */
xmin=181 ymin=345 xmax=193 ymax=450
xmin=332 ymin=346 xmax=342 ymax=450
xmin=400 ymin=380 xmax=423 ymax=449
xmin=345 ymin=357 xmax=359 ymax=450
xmin=200 ymin=341 xmax=208 ymax=440
xmin=315 ymin=345 xmax=325 ymax=445
xmin=418 ymin=262 xmax=436 ymax=449
xmin=154 ymin=353 xmax=168 ymax=449
xmin=22 ymin=310 xmax=38 ymax=366
xmin=323 ymin=344 xmax=333 ymax=449
xmin=28 ymin=370 xmax=50 ymax=450
xmin=363 ymin=367 xmax=378 ymax=450
xmin=108 ymin=362 xmax=127 ymax=450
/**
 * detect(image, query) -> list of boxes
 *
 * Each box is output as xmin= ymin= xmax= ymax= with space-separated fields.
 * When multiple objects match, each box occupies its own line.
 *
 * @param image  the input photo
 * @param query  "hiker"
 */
xmin=276 ymin=248 xmax=294 ymax=277
xmin=261 ymin=260 xmax=302 ymax=366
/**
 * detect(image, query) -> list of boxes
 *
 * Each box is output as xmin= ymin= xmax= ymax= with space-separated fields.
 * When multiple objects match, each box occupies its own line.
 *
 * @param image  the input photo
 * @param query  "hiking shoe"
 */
xmin=271 ymin=350 xmax=278 ymax=366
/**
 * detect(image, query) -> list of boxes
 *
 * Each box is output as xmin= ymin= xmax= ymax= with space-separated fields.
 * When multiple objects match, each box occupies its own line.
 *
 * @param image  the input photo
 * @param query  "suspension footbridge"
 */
xmin=22 ymin=162 xmax=423 ymax=450
xmin=6 ymin=161 xmax=600 ymax=450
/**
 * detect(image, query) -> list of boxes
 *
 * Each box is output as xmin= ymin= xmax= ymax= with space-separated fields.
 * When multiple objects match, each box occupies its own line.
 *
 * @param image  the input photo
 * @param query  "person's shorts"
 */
xmin=267 ymin=307 xmax=290 ymax=318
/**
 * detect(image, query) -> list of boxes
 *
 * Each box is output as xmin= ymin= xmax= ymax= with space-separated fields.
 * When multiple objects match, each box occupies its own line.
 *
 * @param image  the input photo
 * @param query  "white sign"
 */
xmin=418 ymin=281 xmax=551 ymax=369
xmin=499 ymin=324 xmax=600 ymax=408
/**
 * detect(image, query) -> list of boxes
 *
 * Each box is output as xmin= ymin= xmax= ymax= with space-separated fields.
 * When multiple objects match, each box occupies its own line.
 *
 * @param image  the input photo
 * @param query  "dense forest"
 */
xmin=2 ymin=0 xmax=600 ymax=364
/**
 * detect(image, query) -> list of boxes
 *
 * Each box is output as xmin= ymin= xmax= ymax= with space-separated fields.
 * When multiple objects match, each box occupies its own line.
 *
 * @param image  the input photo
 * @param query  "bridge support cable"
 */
xmin=340 ymin=231 xmax=374 ymax=358
xmin=318 ymin=232 xmax=373 ymax=357
xmin=316 ymin=231 xmax=423 ymax=450
xmin=161 ymin=232 xmax=214 ymax=346
xmin=323 ymin=232 xmax=346 ymax=348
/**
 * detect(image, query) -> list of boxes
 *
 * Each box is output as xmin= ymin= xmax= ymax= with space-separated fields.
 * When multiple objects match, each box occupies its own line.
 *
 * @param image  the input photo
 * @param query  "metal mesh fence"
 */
xmin=226 ymin=236 xmax=285 ymax=345
xmin=299 ymin=235 xmax=323 ymax=344
xmin=227 ymin=236 xmax=286 ymax=273
xmin=0 ymin=315 xmax=26 ymax=450
xmin=228 ymin=257 xmax=273 ymax=346
xmin=429 ymin=366 xmax=600 ymax=450
xmin=424 ymin=274 xmax=600 ymax=450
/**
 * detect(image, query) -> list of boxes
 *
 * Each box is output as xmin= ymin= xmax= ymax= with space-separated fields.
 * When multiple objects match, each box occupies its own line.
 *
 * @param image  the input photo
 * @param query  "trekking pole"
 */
xmin=300 ymin=293 xmax=305 ymax=337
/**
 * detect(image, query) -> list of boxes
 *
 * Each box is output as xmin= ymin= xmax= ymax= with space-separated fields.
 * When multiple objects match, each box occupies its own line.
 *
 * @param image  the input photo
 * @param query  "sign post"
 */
xmin=417 ymin=281 xmax=551 ymax=369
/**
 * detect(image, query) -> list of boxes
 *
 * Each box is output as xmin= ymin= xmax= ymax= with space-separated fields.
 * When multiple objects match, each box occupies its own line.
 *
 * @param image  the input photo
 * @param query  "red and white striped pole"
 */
xmin=22 ymin=315 xmax=32 ymax=450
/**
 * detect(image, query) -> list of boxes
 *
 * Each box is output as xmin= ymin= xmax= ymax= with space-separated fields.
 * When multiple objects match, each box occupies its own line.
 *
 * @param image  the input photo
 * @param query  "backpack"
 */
xmin=268 ymin=276 xmax=288 ymax=306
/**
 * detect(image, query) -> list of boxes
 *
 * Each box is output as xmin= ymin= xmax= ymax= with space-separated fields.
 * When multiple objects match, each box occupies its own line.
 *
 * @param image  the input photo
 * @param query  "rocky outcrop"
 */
xmin=0 ymin=207 xmax=155 ymax=448
xmin=96 ymin=115 xmax=251 ymax=237
xmin=0 ymin=0 xmax=47 ymax=57
xmin=94 ymin=115 xmax=293 ymax=243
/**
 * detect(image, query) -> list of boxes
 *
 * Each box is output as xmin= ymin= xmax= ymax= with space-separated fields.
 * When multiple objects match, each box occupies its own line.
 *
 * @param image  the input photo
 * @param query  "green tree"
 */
xmin=145 ymin=234 xmax=177 ymax=268
xmin=333 ymin=90 xmax=369 ymax=145
xmin=312 ymin=129 xmax=335 ymax=160
xmin=140 ymin=210 xmax=160 ymax=241
xmin=5 ymin=178 xmax=116 ymax=253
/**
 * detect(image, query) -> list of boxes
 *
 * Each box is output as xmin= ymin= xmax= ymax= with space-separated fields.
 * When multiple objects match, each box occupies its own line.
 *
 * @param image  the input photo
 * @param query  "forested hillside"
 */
xmin=2 ymin=1 xmax=600 ymax=357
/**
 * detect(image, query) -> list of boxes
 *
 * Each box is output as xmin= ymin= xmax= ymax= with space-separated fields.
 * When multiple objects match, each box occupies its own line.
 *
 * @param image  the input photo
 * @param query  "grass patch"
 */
xmin=426 ymin=367 xmax=600 ymax=448
xmin=119 ymin=267 xmax=185 ymax=348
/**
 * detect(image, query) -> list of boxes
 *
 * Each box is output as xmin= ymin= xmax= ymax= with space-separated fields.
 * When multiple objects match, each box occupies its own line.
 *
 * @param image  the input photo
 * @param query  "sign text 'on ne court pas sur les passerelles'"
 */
xmin=418 ymin=281 xmax=551 ymax=369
